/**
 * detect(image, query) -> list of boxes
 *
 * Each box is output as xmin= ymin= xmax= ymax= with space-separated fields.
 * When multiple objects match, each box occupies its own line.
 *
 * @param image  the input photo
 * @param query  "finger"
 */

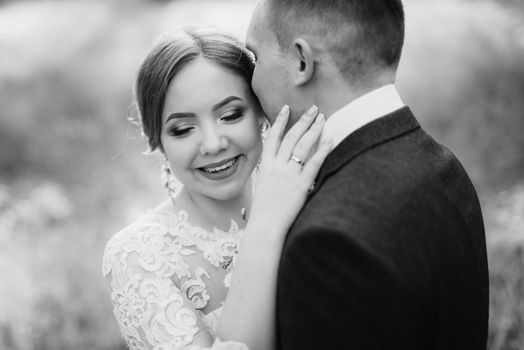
xmin=289 ymin=113 xmax=325 ymax=163
xmin=276 ymin=105 xmax=319 ymax=162
xmin=301 ymin=137 xmax=334 ymax=182
xmin=261 ymin=105 xmax=289 ymax=162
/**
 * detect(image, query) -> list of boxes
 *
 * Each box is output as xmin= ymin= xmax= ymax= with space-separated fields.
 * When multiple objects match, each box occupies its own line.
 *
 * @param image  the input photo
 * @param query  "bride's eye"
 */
xmin=220 ymin=109 xmax=245 ymax=123
xmin=168 ymin=125 xmax=194 ymax=137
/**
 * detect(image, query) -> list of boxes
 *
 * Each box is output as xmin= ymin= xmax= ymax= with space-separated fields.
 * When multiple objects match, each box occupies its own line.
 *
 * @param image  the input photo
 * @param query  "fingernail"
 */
xmin=306 ymin=105 xmax=318 ymax=117
xmin=279 ymin=104 xmax=290 ymax=115
xmin=276 ymin=105 xmax=290 ymax=122
xmin=314 ymin=113 xmax=325 ymax=124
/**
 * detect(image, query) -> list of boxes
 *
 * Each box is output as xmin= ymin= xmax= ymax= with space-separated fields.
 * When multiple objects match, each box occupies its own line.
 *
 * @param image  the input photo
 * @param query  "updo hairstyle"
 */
xmin=135 ymin=27 xmax=257 ymax=152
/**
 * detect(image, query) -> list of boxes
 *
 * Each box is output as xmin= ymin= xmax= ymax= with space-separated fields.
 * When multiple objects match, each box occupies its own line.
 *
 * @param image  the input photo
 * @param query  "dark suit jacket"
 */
xmin=276 ymin=107 xmax=489 ymax=350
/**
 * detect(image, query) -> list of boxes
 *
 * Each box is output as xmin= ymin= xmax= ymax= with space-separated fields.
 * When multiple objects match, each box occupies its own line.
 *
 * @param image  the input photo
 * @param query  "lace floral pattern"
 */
xmin=103 ymin=207 xmax=248 ymax=350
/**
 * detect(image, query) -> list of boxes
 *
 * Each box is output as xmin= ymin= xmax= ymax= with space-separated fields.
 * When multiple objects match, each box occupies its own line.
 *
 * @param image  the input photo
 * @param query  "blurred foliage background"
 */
xmin=0 ymin=0 xmax=523 ymax=349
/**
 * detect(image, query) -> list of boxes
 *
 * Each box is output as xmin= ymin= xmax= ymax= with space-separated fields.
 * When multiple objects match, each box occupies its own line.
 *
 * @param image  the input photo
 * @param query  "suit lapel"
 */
xmin=310 ymin=107 xmax=420 ymax=196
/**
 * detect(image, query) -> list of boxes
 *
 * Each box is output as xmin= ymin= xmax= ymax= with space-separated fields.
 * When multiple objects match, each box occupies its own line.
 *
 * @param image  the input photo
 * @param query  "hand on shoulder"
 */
xmin=248 ymin=105 xmax=333 ymax=238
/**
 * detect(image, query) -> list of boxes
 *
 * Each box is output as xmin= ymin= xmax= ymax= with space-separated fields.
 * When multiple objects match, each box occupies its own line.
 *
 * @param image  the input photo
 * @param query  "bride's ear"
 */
xmin=258 ymin=115 xmax=270 ymax=134
xmin=292 ymin=38 xmax=315 ymax=86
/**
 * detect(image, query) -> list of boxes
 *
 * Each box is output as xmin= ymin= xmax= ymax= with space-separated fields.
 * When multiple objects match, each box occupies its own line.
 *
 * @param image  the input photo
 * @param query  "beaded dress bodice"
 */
xmin=102 ymin=204 xmax=248 ymax=350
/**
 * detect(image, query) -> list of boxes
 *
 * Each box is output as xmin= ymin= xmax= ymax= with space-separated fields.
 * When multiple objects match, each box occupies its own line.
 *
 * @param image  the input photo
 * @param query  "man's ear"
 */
xmin=292 ymin=38 xmax=315 ymax=86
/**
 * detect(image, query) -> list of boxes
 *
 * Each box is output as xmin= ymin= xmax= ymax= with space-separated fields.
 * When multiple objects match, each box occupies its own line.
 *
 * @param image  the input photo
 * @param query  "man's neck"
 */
xmin=319 ymin=84 xmax=405 ymax=150
xmin=315 ymin=72 xmax=396 ymax=119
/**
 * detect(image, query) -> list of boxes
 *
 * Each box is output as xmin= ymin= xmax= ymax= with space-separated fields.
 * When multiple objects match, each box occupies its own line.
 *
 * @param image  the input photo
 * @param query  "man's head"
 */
xmin=246 ymin=0 xmax=405 ymax=123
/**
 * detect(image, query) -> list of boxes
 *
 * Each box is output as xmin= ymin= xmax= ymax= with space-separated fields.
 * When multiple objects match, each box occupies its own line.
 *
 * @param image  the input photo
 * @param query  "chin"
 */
xmin=200 ymin=178 xmax=249 ymax=202
xmin=208 ymin=187 xmax=245 ymax=201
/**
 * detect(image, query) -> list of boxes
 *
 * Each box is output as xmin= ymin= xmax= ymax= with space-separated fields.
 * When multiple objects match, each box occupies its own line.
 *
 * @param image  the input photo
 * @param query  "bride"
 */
xmin=102 ymin=28 xmax=332 ymax=350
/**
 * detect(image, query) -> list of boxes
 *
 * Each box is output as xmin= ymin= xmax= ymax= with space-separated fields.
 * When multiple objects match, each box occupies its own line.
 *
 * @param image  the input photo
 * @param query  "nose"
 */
xmin=199 ymin=125 xmax=228 ymax=156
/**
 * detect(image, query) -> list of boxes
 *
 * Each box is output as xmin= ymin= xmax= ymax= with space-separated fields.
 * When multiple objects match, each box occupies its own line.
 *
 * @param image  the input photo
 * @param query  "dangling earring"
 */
xmin=260 ymin=118 xmax=270 ymax=141
xmin=161 ymin=157 xmax=177 ymax=204
xmin=255 ymin=119 xmax=270 ymax=175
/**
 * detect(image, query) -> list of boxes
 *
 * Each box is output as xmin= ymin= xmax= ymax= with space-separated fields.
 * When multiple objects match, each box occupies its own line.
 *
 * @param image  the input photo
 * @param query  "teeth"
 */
xmin=202 ymin=158 xmax=236 ymax=173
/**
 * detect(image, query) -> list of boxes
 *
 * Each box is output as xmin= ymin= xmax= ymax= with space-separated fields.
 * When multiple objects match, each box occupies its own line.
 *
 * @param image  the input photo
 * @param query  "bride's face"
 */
xmin=161 ymin=57 xmax=263 ymax=201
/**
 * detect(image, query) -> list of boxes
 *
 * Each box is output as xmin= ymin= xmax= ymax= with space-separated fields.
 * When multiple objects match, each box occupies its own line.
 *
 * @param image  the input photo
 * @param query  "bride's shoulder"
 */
xmin=107 ymin=201 xmax=186 ymax=241
xmin=102 ymin=200 xmax=190 ymax=277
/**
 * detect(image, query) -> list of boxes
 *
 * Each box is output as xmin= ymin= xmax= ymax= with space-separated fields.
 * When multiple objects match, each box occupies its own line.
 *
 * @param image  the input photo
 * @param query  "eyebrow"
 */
xmin=212 ymin=96 xmax=242 ymax=111
xmin=164 ymin=96 xmax=243 ymax=125
xmin=164 ymin=112 xmax=196 ymax=124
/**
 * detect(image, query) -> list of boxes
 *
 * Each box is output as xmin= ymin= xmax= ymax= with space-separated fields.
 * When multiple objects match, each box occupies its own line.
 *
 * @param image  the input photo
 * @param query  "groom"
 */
xmin=247 ymin=0 xmax=489 ymax=349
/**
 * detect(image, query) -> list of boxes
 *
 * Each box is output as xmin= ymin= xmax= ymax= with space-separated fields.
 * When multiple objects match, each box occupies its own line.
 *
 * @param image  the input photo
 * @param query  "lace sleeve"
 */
xmin=102 ymin=222 xmax=249 ymax=350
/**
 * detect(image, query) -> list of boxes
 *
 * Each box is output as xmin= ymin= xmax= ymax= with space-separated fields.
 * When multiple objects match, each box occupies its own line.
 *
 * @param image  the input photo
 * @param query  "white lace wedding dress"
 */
xmin=102 ymin=203 xmax=249 ymax=350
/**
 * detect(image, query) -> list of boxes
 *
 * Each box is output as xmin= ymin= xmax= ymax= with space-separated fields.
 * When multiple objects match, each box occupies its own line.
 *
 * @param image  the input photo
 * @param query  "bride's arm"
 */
xmin=216 ymin=105 xmax=332 ymax=350
xmin=103 ymin=222 xmax=250 ymax=350
xmin=103 ymin=105 xmax=330 ymax=350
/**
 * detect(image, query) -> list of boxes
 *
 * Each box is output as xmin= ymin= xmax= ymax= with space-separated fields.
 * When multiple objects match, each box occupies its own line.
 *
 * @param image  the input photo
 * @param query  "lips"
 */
xmin=196 ymin=156 xmax=241 ymax=180
xmin=200 ymin=157 xmax=237 ymax=173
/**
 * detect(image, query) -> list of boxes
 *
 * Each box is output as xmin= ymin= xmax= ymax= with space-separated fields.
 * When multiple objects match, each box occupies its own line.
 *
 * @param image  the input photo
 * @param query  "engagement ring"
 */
xmin=290 ymin=155 xmax=305 ymax=166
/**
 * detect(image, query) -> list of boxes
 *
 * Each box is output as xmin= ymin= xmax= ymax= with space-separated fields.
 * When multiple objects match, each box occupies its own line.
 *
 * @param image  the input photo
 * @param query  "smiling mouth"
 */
xmin=199 ymin=156 xmax=239 ymax=174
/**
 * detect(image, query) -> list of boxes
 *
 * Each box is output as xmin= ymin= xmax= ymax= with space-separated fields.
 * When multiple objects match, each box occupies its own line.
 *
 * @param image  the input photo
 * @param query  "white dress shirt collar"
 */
xmin=321 ymin=84 xmax=405 ymax=149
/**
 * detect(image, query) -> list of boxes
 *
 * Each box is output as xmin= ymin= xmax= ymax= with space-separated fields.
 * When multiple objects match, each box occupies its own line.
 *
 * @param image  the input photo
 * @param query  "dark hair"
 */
xmin=266 ymin=0 xmax=405 ymax=82
xmin=135 ymin=27 xmax=257 ymax=152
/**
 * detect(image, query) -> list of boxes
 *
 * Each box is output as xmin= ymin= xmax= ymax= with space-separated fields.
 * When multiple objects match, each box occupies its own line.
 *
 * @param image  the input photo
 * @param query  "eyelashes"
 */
xmin=167 ymin=109 xmax=246 ymax=138
xmin=220 ymin=109 xmax=245 ymax=123
xmin=168 ymin=125 xmax=193 ymax=137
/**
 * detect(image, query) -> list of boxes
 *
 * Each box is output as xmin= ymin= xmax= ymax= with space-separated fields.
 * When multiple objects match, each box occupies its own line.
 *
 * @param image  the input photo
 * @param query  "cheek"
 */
xmin=247 ymin=132 xmax=263 ymax=158
xmin=236 ymin=121 xmax=263 ymax=157
xmin=162 ymin=140 xmax=194 ymax=175
xmin=252 ymin=78 xmax=277 ymax=120
xmin=251 ymin=68 xmax=262 ymax=98
xmin=249 ymin=131 xmax=263 ymax=161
